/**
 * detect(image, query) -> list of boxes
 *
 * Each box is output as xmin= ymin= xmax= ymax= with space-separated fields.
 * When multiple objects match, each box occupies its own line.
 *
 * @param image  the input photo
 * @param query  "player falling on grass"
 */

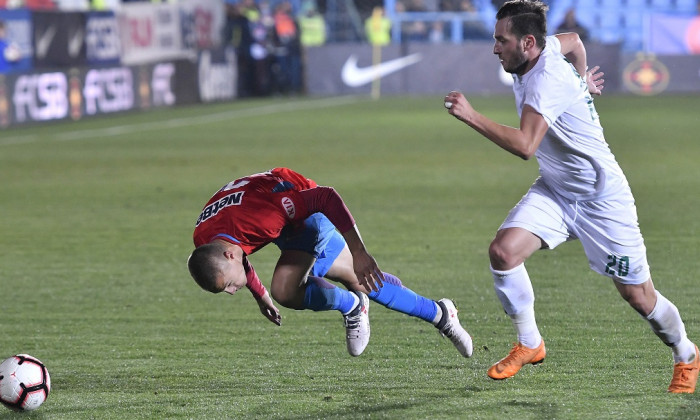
xmin=187 ymin=167 xmax=473 ymax=358
xmin=444 ymin=0 xmax=698 ymax=393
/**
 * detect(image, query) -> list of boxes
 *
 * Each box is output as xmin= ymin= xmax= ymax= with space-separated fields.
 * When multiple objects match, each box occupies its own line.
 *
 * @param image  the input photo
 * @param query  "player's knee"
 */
xmin=269 ymin=282 xmax=296 ymax=308
xmin=489 ymin=239 xmax=519 ymax=270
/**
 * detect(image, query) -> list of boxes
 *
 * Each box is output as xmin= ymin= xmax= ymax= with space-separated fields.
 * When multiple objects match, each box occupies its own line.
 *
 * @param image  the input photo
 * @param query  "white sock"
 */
xmin=432 ymin=302 xmax=443 ymax=325
xmin=510 ymin=307 xmax=542 ymax=349
xmin=491 ymin=264 xmax=541 ymax=348
xmin=646 ymin=290 xmax=695 ymax=363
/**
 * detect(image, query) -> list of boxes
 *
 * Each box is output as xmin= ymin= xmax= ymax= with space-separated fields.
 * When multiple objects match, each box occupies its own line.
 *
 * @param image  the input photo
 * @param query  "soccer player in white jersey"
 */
xmin=444 ymin=0 xmax=698 ymax=393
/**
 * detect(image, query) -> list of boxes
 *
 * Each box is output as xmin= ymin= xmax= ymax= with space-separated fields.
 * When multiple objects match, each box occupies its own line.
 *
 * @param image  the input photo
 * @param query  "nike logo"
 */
xmin=341 ymin=53 xmax=422 ymax=87
xmin=68 ymin=29 xmax=84 ymax=57
xmin=36 ymin=25 xmax=57 ymax=58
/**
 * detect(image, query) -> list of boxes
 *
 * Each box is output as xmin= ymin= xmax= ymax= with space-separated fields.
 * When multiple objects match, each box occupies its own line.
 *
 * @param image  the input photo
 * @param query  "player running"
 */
xmin=188 ymin=167 xmax=472 ymax=358
xmin=444 ymin=0 xmax=697 ymax=392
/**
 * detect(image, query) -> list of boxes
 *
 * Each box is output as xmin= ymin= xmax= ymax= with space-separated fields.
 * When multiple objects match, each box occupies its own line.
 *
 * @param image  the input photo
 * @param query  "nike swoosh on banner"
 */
xmin=36 ymin=25 xmax=57 ymax=58
xmin=341 ymin=53 xmax=423 ymax=87
xmin=68 ymin=29 xmax=84 ymax=57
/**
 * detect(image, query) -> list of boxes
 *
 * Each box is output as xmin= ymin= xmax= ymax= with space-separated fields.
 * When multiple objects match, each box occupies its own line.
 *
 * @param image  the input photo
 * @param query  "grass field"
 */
xmin=1 ymin=94 xmax=699 ymax=419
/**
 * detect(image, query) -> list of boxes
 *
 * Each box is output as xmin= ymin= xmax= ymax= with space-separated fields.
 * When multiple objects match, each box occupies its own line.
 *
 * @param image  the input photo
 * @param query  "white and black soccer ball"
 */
xmin=0 ymin=354 xmax=51 ymax=411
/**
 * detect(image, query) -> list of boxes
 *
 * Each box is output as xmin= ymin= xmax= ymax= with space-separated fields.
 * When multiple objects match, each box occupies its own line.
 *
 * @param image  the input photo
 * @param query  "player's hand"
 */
xmin=586 ymin=65 xmax=604 ymax=95
xmin=443 ymin=91 xmax=475 ymax=123
xmin=352 ymin=250 xmax=384 ymax=293
xmin=256 ymin=292 xmax=281 ymax=326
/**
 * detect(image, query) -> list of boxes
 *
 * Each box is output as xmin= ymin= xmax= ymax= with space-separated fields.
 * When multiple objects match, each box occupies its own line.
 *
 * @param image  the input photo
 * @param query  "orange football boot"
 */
xmin=488 ymin=340 xmax=546 ymax=380
xmin=668 ymin=344 xmax=699 ymax=393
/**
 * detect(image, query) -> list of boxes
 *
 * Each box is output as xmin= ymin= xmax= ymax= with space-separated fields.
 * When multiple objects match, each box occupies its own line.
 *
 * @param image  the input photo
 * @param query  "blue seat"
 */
xmin=673 ymin=0 xmax=698 ymax=13
xmin=591 ymin=11 xmax=624 ymax=43
xmin=649 ymin=0 xmax=672 ymax=9
xmin=624 ymin=0 xmax=649 ymax=7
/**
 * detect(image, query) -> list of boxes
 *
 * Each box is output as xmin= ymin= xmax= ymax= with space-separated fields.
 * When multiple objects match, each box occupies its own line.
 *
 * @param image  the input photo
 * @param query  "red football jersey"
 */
xmin=193 ymin=168 xmax=317 ymax=255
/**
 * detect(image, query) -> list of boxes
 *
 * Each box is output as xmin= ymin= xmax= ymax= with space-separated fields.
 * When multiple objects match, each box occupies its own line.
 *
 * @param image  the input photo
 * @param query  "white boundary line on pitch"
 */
xmin=0 ymin=96 xmax=365 ymax=146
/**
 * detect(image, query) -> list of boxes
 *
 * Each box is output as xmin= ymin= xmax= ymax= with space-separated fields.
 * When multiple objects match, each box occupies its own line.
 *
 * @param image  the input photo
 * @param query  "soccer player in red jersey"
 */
xmin=189 ymin=168 xmax=473 ymax=357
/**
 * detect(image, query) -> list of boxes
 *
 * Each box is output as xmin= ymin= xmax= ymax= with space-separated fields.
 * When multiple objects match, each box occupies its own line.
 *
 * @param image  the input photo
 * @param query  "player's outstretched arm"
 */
xmin=444 ymin=91 xmax=548 ymax=160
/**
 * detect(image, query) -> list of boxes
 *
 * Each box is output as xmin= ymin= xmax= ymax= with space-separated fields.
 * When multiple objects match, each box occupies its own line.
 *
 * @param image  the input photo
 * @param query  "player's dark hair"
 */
xmin=496 ymin=0 xmax=548 ymax=49
xmin=188 ymin=243 xmax=226 ymax=293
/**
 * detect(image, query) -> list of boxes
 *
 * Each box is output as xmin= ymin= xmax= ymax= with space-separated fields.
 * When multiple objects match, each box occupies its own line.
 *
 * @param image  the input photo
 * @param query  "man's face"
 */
xmin=214 ymin=254 xmax=247 ymax=295
xmin=492 ymin=18 xmax=528 ymax=75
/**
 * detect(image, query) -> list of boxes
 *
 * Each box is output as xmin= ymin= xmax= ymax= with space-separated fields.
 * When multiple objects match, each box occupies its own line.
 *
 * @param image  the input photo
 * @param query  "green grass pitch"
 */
xmin=1 ymin=94 xmax=699 ymax=419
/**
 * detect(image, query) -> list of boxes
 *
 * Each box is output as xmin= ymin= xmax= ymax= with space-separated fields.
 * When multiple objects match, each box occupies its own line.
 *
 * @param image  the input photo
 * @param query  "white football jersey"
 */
xmin=512 ymin=35 xmax=629 ymax=201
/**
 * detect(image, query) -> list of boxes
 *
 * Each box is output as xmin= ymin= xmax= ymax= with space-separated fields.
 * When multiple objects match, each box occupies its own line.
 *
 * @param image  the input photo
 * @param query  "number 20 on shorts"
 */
xmin=605 ymin=254 xmax=630 ymax=277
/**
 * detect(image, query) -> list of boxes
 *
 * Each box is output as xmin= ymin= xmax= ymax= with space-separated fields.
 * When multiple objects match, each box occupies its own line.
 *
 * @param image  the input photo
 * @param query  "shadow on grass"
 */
xmin=670 ymin=395 xmax=700 ymax=419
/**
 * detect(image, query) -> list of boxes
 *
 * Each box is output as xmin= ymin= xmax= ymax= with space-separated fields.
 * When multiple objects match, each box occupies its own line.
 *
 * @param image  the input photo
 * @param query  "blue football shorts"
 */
xmin=273 ymin=213 xmax=346 ymax=277
xmin=500 ymin=177 xmax=650 ymax=284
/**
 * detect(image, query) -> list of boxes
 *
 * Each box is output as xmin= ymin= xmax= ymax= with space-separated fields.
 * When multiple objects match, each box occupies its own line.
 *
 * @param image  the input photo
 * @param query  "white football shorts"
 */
xmin=500 ymin=177 xmax=650 ymax=284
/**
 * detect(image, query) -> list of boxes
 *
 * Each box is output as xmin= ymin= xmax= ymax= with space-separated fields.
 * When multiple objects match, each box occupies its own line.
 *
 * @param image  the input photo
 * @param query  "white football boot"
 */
xmin=344 ymin=291 xmax=370 ymax=357
xmin=436 ymin=298 xmax=473 ymax=358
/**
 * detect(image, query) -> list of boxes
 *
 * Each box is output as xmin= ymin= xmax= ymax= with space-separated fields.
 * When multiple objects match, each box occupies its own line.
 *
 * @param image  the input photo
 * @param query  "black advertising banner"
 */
xmin=173 ymin=59 xmax=199 ymax=105
xmin=0 ymin=59 xmax=198 ymax=127
xmin=136 ymin=60 xmax=199 ymax=110
xmin=33 ymin=11 xmax=87 ymax=69
xmin=197 ymin=47 xmax=237 ymax=103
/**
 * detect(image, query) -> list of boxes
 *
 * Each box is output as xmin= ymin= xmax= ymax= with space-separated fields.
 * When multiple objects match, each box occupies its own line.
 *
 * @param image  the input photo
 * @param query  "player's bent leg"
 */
xmin=489 ymin=263 xmax=545 ymax=379
xmin=303 ymin=276 xmax=358 ymax=313
xmin=435 ymin=298 xmax=473 ymax=357
xmin=273 ymin=250 xmax=370 ymax=356
xmin=271 ymin=250 xmax=317 ymax=309
xmin=303 ymin=277 xmax=370 ymax=357
xmin=329 ymin=262 xmax=473 ymax=357
xmin=489 ymin=227 xmax=544 ymax=272
xmin=615 ymin=280 xmax=698 ymax=392
xmin=272 ymin=250 xmax=356 ymax=313
xmin=613 ymin=278 xmax=657 ymax=317
xmin=367 ymin=273 xmax=473 ymax=357
xmin=366 ymin=272 xmax=437 ymax=321
xmin=343 ymin=291 xmax=370 ymax=357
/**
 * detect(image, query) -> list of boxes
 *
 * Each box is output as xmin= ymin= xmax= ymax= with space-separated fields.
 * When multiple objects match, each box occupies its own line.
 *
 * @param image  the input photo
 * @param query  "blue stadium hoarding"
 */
xmin=86 ymin=11 xmax=121 ymax=67
xmin=0 ymin=8 xmax=33 ymax=74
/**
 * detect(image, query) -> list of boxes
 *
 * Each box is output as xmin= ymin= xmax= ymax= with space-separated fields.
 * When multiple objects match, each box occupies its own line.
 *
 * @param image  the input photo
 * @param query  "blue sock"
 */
xmin=368 ymin=272 xmax=438 ymax=323
xmin=303 ymin=276 xmax=357 ymax=314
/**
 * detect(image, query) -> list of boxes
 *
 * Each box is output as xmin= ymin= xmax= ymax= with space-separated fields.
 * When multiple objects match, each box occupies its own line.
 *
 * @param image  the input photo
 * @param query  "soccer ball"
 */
xmin=0 ymin=354 xmax=51 ymax=411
